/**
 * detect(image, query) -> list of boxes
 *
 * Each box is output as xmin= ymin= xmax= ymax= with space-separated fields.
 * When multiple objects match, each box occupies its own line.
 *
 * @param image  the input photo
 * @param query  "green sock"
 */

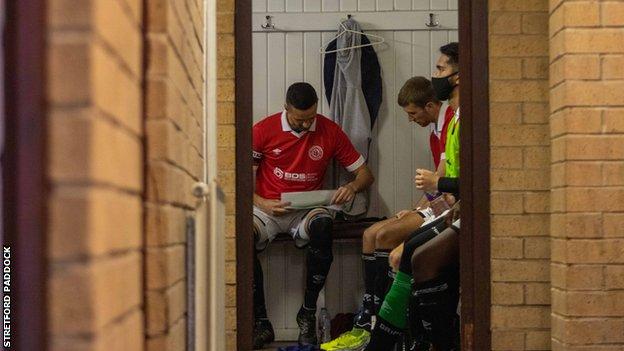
xmin=377 ymin=271 xmax=411 ymax=329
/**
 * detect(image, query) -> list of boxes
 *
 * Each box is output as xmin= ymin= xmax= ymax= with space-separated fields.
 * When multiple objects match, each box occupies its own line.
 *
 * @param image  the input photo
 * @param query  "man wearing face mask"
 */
xmin=416 ymin=42 xmax=460 ymax=197
xmin=364 ymin=42 xmax=461 ymax=351
xmin=252 ymin=82 xmax=375 ymax=349
xmin=320 ymin=76 xmax=453 ymax=351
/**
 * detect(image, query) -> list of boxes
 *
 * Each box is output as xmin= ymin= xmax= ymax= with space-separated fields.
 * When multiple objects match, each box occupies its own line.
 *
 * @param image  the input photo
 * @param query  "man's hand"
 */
xmin=415 ymin=169 xmax=440 ymax=193
xmin=331 ymin=184 xmax=356 ymax=205
xmin=389 ymin=244 xmax=404 ymax=271
xmin=255 ymin=195 xmax=292 ymax=217
xmin=395 ymin=209 xmax=412 ymax=219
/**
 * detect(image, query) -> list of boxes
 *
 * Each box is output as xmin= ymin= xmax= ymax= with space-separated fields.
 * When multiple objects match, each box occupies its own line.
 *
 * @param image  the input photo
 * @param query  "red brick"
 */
xmin=491 ymin=330 xmax=525 ymax=350
xmin=490 ymin=0 xmax=548 ymax=11
xmin=49 ymin=187 xmax=142 ymax=260
xmin=602 ymin=1 xmax=624 ymax=26
xmin=492 ymin=282 xmax=525 ymax=305
xmin=524 ymin=237 xmax=550 ymax=259
xmin=491 ymin=191 xmax=524 ymax=214
xmin=602 ymin=55 xmax=624 ymax=79
xmin=551 ymin=213 xmax=603 ymax=238
xmin=551 ymin=313 xmax=624 ymax=345
xmin=490 ymin=35 xmax=549 ymax=57
xmin=146 ymin=245 xmax=186 ymax=289
xmin=554 ymin=135 xmax=624 ymax=161
xmin=492 ymin=306 xmax=550 ymax=328
xmin=490 ymin=80 xmax=549 ymax=102
xmin=491 ymin=124 xmax=549 ymax=147
xmin=491 ymin=169 xmax=550 ymax=191
xmin=605 ymin=265 xmax=624 ymax=289
xmin=604 ymin=213 xmax=624 ymax=238
xmin=49 ymin=109 xmax=143 ymax=191
xmin=490 ymin=57 xmax=523 ymax=79
xmin=49 ymin=253 xmax=142 ymax=335
xmin=492 ymin=259 xmax=550 ymax=282
xmin=48 ymin=0 xmax=91 ymax=29
xmin=491 ymin=147 xmax=523 ymax=169
xmin=490 ymin=12 xmax=522 ymax=34
xmin=492 ymin=214 xmax=550 ymax=236
xmin=550 ymin=108 xmax=603 ymax=138
xmin=522 ymin=102 xmax=549 ymax=124
xmin=551 ymin=263 xmax=604 ymax=290
xmin=146 ymin=204 xmax=187 ymax=247
xmin=524 ymin=192 xmax=550 ymax=214
xmin=48 ymin=37 xmax=90 ymax=105
xmin=522 ymin=13 xmax=548 ymax=34
xmin=604 ymin=109 xmax=624 ymax=133
xmin=525 ymin=330 xmax=551 ymax=351
xmin=554 ymin=290 xmax=624 ymax=317
xmin=525 ymin=282 xmax=551 ymax=305
xmin=492 ymin=237 xmax=525 ymax=259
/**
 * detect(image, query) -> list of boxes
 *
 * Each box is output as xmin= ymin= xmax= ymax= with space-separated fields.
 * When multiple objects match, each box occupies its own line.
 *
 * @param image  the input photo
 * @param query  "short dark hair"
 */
xmin=286 ymin=82 xmax=318 ymax=110
xmin=440 ymin=42 xmax=459 ymax=69
xmin=397 ymin=76 xmax=437 ymax=108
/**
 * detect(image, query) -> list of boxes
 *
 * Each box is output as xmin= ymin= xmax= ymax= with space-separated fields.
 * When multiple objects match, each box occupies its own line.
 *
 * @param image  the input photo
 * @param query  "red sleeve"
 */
xmin=252 ymin=123 xmax=264 ymax=163
xmin=334 ymin=127 xmax=365 ymax=172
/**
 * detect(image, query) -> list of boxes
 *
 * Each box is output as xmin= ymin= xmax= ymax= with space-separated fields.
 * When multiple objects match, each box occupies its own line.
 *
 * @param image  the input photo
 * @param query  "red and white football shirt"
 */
xmin=253 ymin=111 xmax=365 ymax=200
xmin=429 ymin=102 xmax=455 ymax=168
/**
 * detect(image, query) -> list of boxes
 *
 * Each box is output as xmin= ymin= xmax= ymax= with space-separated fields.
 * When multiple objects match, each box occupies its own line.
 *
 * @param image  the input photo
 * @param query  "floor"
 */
xmin=260 ymin=341 xmax=298 ymax=350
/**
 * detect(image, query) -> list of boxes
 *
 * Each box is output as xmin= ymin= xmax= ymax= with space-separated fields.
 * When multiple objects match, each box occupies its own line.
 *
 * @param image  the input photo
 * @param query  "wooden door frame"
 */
xmin=3 ymin=0 xmax=48 ymax=350
xmin=234 ymin=0 xmax=491 ymax=349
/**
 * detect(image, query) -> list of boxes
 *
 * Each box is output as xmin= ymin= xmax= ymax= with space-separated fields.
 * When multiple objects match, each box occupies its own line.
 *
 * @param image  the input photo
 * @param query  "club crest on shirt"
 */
xmin=308 ymin=145 xmax=324 ymax=161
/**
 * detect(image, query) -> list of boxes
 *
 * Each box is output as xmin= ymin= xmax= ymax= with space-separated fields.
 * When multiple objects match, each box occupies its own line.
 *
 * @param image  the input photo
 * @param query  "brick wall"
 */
xmin=549 ymin=0 xmax=624 ymax=349
xmin=46 ymin=0 xmax=145 ymax=350
xmin=216 ymin=0 xmax=238 ymax=350
xmin=489 ymin=0 xmax=552 ymax=350
xmin=145 ymin=0 xmax=205 ymax=349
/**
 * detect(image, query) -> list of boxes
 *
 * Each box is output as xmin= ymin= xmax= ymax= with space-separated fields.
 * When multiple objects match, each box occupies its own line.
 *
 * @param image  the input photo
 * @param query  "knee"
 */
xmin=375 ymin=227 xmax=394 ymax=249
xmin=363 ymin=226 xmax=378 ymax=247
xmin=309 ymin=216 xmax=333 ymax=249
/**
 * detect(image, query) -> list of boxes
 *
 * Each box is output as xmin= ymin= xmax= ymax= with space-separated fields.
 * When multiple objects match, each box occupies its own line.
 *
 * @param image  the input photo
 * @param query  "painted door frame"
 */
xmin=235 ymin=0 xmax=491 ymax=349
xmin=3 ymin=1 xmax=48 ymax=350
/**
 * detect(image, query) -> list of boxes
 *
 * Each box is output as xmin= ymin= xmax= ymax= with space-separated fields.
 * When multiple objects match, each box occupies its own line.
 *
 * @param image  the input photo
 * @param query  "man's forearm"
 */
xmin=347 ymin=167 xmax=374 ymax=193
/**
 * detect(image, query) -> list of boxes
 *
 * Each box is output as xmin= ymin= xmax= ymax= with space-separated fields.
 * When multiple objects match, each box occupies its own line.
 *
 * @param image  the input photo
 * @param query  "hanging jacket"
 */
xmin=323 ymin=34 xmax=382 ymax=130
xmin=323 ymin=18 xmax=382 ymax=217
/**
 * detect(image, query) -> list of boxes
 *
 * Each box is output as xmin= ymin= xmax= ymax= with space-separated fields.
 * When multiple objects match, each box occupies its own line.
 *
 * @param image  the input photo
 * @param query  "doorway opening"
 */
xmin=235 ymin=1 xmax=490 ymax=349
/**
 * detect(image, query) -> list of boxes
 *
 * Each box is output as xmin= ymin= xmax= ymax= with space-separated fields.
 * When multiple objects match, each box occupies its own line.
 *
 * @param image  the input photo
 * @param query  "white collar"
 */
xmin=281 ymin=110 xmax=317 ymax=137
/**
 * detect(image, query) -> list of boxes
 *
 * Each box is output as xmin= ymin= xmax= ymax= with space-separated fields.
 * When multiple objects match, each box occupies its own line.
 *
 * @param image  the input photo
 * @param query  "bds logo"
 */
xmin=273 ymin=167 xmax=285 ymax=179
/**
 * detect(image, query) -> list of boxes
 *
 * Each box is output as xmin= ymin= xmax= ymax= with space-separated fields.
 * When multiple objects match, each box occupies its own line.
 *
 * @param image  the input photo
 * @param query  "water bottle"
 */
xmin=425 ymin=192 xmax=450 ymax=217
xmin=318 ymin=307 xmax=331 ymax=343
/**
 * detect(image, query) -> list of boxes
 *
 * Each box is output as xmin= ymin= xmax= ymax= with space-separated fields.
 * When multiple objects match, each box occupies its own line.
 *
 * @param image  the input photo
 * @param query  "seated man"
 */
xmin=252 ymin=82 xmax=374 ymax=349
xmin=321 ymin=76 xmax=454 ymax=350
xmin=366 ymin=42 xmax=461 ymax=351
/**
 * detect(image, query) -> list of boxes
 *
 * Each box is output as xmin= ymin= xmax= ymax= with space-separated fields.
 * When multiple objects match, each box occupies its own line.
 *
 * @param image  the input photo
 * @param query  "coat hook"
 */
xmin=425 ymin=13 xmax=439 ymax=28
xmin=347 ymin=14 xmax=352 ymax=19
xmin=261 ymin=15 xmax=275 ymax=30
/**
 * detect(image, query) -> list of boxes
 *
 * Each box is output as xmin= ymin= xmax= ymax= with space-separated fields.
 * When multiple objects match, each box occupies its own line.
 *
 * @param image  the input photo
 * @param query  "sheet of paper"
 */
xmin=281 ymin=190 xmax=341 ymax=210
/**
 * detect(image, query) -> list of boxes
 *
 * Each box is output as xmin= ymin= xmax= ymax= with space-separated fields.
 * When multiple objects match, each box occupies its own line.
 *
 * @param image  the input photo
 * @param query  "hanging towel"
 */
xmin=323 ymin=18 xmax=382 ymax=217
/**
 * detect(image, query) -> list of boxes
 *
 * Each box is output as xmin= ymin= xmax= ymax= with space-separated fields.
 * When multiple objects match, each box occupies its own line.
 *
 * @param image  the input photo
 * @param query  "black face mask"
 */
xmin=431 ymin=71 xmax=458 ymax=101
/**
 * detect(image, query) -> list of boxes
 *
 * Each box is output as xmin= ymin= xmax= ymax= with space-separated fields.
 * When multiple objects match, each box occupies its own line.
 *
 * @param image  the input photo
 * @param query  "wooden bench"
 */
xmin=273 ymin=219 xmax=382 ymax=242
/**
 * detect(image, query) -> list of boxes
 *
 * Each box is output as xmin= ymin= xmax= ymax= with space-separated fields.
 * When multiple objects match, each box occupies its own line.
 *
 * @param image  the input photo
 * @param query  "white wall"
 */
xmin=252 ymin=1 xmax=457 ymax=341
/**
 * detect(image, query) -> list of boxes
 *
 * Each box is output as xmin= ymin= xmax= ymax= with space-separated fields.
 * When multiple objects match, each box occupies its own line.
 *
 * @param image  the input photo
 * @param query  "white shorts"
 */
xmin=253 ymin=206 xmax=335 ymax=251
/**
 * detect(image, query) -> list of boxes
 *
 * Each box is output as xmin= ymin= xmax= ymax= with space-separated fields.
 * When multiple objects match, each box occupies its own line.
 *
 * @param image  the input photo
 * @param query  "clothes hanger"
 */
xmin=319 ymin=15 xmax=386 ymax=55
